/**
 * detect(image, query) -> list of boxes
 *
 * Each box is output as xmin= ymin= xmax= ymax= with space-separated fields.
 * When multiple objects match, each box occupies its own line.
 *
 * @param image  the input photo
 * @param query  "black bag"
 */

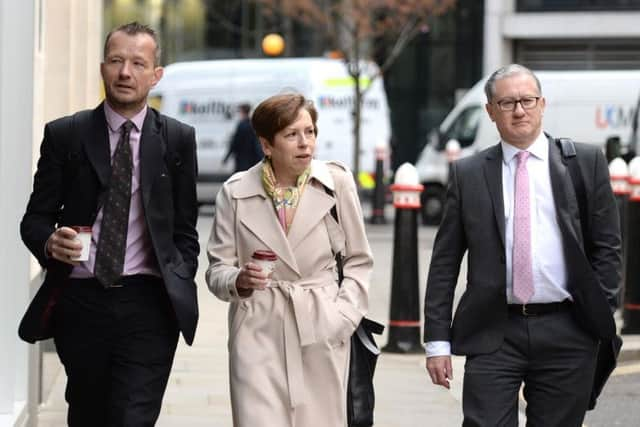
xmin=326 ymin=192 xmax=385 ymax=427
xmin=346 ymin=317 xmax=385 ymax=426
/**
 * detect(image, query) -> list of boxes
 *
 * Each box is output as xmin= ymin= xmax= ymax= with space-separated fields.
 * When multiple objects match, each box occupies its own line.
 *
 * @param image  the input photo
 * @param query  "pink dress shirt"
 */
xmin=70 ymin=102 xmax=160 ymax=278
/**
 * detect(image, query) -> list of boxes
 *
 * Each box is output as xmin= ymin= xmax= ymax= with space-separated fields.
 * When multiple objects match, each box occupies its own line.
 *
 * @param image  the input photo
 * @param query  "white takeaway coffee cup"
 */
xmin=71 ymin=226 xmax=92 ymax=261
xmin=252 ymin=250 xmax=277 ymax=285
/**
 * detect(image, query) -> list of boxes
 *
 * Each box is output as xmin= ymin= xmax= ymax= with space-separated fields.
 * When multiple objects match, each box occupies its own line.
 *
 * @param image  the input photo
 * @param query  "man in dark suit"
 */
xmin=19 ymin=22 xmax=199 ymax=426
xmin=223 ymin=103 xmax=263 ymax=172
xmin=423 ymin=64 xmax=621 ymax=426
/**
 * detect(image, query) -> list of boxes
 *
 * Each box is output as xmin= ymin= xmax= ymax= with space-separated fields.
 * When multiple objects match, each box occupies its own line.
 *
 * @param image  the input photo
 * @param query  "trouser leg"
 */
xmin=107 ymin=279 xmax=179 ymax=427
xmin=462 ymin=317 xmax=528 ymax=427
xmin=523 ymin=311 xmax=598 ymax=427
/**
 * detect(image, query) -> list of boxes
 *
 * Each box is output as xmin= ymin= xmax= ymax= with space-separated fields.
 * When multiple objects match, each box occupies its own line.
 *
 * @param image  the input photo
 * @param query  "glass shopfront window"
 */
xmin=518 ymin=0 xmax=640 ymax=12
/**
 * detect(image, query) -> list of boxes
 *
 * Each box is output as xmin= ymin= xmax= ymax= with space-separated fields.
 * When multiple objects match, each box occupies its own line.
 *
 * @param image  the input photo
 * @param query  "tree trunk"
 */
xmin=351 ymin=36 xmax=362 ymax=188
xmin=353 ymin=72 xmax=362 ymax=186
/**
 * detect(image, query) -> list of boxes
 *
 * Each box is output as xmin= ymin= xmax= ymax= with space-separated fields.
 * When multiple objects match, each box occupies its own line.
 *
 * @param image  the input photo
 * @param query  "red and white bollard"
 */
xmin=383 ymin=163 xmax=424 ymax=353
xmin=609 ymin=157 xmax=630 ymax=307
xmin=445 ymin=138 xmax=461 ymax=166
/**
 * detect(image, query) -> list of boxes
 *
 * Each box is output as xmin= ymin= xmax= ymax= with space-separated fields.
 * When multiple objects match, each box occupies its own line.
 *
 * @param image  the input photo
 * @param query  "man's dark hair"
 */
xmin=104 ymin=21 xmax=161 ymax=66
xmin=238 ymin=103 xmax=252 ymax=116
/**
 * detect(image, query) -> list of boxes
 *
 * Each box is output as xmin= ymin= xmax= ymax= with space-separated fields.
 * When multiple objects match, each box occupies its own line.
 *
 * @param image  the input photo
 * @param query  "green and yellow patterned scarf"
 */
xmin=261 ymin=158 xmax=311 ymax=234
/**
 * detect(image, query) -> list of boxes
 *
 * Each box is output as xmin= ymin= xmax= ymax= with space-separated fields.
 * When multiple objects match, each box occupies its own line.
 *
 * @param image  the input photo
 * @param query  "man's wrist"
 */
xmin=44 ymin=232 xmax=55 ymax=259
xmin=424 ymin=341 xmax=452 ymax=358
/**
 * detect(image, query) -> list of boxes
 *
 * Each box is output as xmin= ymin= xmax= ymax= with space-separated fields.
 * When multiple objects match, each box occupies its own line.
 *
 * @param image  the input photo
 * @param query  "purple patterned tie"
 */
xmin=513 ymin=151 xmax=534 ymax=303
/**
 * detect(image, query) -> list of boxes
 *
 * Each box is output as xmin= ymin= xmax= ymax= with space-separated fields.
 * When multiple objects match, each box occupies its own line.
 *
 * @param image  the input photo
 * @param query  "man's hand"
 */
xmin=426 ymin=355 xmax=453 ymax=389
xmin=46 ymin=227 xmax=82 ymax=265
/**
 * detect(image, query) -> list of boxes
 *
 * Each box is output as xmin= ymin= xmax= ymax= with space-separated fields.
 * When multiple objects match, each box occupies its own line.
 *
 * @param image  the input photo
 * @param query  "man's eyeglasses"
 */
xmin=494 ymin=96 xmax=540 ymax=112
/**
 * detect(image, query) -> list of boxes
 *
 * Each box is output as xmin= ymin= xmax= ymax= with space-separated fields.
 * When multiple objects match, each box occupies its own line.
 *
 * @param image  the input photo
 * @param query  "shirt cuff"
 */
xmin=424 ymin=341 xmax=451 ymax=358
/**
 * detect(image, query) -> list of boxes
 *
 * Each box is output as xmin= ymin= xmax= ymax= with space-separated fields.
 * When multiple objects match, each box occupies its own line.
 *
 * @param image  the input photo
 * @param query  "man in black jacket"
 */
xmin=224 ymin=103 xmax=263 ymax=172
xmin=20 ymin=22 xmax=199 ymax=426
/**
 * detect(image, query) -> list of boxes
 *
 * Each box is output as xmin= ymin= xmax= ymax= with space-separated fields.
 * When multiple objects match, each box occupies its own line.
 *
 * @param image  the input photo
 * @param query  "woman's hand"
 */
xmin=235 ymin=262 xmax=269 ymax=297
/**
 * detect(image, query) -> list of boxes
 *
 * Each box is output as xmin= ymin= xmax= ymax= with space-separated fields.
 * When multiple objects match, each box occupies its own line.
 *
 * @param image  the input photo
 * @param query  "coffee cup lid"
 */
xmin=252 ymin=250 xmax=277 ymax=261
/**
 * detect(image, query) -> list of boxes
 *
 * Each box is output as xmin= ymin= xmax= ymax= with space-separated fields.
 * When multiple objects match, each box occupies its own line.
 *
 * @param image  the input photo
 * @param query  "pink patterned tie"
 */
xmin=513 ymin=151 xmax=534 ymax=303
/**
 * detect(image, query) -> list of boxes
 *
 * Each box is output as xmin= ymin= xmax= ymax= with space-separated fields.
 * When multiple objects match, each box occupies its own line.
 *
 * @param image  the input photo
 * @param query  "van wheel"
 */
xmin=421 ymin=186 xmax=444 ymax=226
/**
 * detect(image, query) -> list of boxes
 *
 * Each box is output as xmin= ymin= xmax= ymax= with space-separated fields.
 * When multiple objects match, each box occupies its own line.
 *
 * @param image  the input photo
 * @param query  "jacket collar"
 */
xmin=83 ymin=103 xmax=162 ymax=206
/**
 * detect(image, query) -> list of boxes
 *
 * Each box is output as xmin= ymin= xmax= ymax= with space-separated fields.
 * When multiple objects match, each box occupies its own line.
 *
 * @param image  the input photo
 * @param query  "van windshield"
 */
xmin=437 ymin=106 xmax=482 ymax=151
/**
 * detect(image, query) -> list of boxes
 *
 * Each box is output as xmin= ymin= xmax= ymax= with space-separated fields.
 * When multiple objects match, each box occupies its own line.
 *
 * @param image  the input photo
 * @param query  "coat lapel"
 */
xmin=83 ymin=104 xmax=111 ymax=187
xmin=239 ymin=196 xmax=301 ymax=276
xmin=235 ymin=165 xmax=301 ymax=276
xmin=483 ymin=144 xmax=506 ymax=249
xmin=287 ymin=183 xmax=335 ymax=251
xmin=139 ymin=108 xmax=164 ymax=209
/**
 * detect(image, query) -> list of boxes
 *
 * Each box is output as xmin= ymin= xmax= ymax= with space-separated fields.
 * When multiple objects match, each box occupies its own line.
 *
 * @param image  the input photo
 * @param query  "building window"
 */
xmin=516 ymin=39 xmax=640 ymax=70
xmin=517 ymin=0 xmax=640 ymax=12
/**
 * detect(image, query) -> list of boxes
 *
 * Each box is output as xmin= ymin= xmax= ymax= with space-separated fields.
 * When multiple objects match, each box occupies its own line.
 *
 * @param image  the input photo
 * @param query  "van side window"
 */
xmin=438 ymin=106 xmax=482 ymax=150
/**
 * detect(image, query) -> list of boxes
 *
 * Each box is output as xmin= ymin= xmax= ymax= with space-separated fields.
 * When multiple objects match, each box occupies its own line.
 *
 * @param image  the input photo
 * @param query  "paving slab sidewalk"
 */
xmin=35 ymin=211 xmax=638 ymax=426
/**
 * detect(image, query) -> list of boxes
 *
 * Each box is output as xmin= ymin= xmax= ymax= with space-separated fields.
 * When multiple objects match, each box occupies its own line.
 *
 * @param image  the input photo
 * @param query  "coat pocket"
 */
xmin=228 ymin=301 xmax=249 ymax=348
xmin=316 ymin=289 xmax=355 ymax=348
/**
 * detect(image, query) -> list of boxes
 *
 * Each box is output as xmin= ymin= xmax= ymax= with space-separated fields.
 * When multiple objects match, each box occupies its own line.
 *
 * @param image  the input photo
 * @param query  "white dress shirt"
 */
xmin=425 ymin=132 xmax=571 ymax=357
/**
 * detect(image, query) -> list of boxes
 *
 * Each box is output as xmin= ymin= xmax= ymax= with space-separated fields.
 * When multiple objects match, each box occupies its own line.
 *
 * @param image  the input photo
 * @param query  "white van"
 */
xmin=415 ymin=70 xmax=640 ymax=225
xmin=150 ymin=57 xmax=391 ymax=204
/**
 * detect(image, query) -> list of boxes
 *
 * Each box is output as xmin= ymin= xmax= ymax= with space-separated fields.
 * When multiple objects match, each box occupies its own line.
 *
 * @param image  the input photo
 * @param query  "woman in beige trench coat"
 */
xmin=206 ymin=93 xmax=373 ymax=427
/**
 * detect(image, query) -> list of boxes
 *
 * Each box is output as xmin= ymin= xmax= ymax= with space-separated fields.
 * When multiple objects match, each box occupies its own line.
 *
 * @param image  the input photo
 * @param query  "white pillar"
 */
xmin=483 ymin=0 xmax=515 ymax=75
xmin=0 ymin=0 xmax=35 ymax=424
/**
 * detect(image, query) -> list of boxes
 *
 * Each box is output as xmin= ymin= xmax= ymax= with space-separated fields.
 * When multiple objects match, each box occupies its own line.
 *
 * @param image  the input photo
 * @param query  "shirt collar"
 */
xmin=501 ymin=131 xmax=548 ymax=165
xmin=104 ymin=101 xmax=147 ymax=133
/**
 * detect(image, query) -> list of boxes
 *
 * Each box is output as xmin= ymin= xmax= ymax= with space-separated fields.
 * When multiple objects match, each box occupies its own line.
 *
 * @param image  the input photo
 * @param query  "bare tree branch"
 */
xmin=252 ymin=0 xmax=456 ymax=182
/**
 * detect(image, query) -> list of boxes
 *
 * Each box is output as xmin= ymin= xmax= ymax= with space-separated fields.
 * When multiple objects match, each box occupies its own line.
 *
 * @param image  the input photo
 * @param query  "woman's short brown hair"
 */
xmin=251 ymin=93 xmax=318 ymax=143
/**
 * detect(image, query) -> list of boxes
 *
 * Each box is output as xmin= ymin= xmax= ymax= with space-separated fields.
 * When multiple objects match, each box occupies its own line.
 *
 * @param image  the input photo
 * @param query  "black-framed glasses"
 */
xmin=494 ymin=96 xmax=541 ymax=112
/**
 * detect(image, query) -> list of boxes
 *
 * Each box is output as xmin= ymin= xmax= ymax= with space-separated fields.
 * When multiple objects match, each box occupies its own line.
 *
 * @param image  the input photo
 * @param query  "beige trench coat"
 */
xmin=206 ymin=160 xmax=372 ymax=427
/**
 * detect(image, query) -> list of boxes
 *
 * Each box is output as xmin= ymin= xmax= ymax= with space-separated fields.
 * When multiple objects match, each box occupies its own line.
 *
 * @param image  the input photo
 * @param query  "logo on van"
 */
xmin=595 ymin=105 xmax=637 ymax=129
xmin=180 ymin=100 xmax=234 ymax=120
xmin=317 ymin=95 xmax=379 ymax=110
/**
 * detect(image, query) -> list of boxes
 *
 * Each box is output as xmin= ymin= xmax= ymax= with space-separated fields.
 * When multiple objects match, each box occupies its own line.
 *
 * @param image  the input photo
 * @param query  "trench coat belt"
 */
xmin=270 ymin=271 xmax=337 ymax=408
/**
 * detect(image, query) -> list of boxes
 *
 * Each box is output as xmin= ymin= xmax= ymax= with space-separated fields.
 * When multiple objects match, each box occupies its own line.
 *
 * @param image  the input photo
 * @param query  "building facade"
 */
xmin=485 ymin=0 xmax=640 ymax=73
xmin=0 ymin=1 xmax=102 ymax=426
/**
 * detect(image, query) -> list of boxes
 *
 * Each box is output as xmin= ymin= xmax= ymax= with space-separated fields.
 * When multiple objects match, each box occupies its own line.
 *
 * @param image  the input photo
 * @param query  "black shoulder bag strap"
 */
xmin=161 ymin=114 xmax=183 ymax=175
xmin=160 ymin=114 xmax=186 ymax=212
xmin=62 ymin=110 xmax=92 ymax=198
xmin=556 ymin=137 xmax=589 ymax=248
xmin=323 ymin=185 xmax=345 ymax=283
xmin=322 ymin=184 xmax=384 ymax=334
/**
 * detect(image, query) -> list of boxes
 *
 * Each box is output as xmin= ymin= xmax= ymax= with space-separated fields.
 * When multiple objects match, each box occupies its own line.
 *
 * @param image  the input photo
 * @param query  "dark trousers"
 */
xmin=462 ymin=308 xmax=598 ymax=427
xmin=53 ymin=275 xmax=179 ymax=427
